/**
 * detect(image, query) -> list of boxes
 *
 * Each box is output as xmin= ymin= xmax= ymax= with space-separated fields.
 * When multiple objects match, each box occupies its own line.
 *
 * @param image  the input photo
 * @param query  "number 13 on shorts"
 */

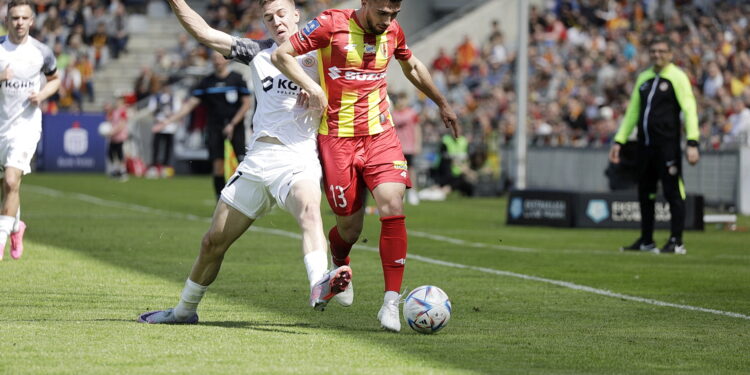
xmin=329 ymin=185 xmax=348 ymax=208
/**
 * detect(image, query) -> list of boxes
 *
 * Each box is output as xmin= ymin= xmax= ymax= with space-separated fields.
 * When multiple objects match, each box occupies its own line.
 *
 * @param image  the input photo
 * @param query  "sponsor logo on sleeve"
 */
xmin=302 ymin=19 xmax=320 ymax=36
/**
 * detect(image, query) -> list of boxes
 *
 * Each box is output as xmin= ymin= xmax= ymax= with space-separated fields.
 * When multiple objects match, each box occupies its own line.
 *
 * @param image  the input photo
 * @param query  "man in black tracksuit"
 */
xmin=154 ymin=51 xmax=252 ymax=198
xmin=608 ymin=36 xmax=700 ymax=254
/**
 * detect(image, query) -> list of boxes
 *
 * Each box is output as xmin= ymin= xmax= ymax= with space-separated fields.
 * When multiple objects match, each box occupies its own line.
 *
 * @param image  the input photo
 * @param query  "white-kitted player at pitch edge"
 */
xmin=139 ymin=0 xmax=352 ymax=324
xmin=0 ymin=0 xmax=60 ymax=261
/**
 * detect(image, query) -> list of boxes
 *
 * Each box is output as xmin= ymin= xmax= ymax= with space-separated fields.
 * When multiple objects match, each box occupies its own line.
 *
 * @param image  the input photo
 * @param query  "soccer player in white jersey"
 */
xmin=0 ymin=0 xmax=60 ymax=260
xmin=138 ymin=0 xmax=352 ymax=324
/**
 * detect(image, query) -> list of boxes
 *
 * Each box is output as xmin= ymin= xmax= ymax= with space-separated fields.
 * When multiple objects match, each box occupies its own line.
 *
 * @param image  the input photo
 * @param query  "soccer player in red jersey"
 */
xmin=272 ymin=0 xmax=459 ymax=332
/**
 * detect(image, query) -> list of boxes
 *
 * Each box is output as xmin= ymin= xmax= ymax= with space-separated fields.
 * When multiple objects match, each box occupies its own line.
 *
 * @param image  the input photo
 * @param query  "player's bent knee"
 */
xmin=297 ymin=212 xmax=322 ymax=232
xmin=2 ymin=177 xmax=21 ymax=192
xmin=200 ymin=232 xmax=231 ymax=258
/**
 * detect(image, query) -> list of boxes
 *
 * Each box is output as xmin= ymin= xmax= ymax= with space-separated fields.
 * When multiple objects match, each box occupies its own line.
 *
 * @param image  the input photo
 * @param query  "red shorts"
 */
xmin=318 ymin=127 xmax=411 ymax=216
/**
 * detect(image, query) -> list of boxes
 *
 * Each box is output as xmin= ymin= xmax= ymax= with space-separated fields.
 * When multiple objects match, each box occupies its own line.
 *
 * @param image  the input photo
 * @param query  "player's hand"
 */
xmin=686 ymin=145 xmax=700 ymax=165
xmin=28 ymin=91 xmax=41 ymax=106
xmin=307 ymin=86 xmax=327 ymax=113
xmin=0 ymin=66 xmax=12 ymax=81
xmin=296 ymin=89 xmax=310 ymax=108
xmin=440 ymin=105 xmax=459 ymax=138
xmin=223 ymin=124 xmax=234 ymax=140
xmin=608 ymin=143 xmax=621 ymax=164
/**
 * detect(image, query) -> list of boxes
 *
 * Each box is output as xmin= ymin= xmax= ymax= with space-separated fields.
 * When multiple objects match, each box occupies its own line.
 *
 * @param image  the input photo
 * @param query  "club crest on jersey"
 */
xmin=393 ymin=160 xmax=408 ymax=170
xmin=301 ymin=55 xmax=316 ymax=68
xmin=659 ymin=81 xmax=669 ymax=91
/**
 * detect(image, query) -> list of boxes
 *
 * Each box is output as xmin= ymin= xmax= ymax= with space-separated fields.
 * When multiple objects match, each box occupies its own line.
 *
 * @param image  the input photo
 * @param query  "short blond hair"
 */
xmin=258 ymin=0 xmax=295 ymax=7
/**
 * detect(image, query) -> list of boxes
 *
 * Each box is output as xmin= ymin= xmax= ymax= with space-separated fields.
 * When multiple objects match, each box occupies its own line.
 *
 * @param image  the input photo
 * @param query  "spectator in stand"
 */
xmin=725 ymin=98 xmax=750 ymax=144
xmin=90 ymin=22 xmax=109 ymax=69
xmin=431 ymin=47 xmax=452 ymax=73
xmin=76 ymin=51 xmax=94 ymax=103
xmin=455 ymin=35 xmax=478 ymax=73
xmin=52 ymin=41 xmax=71 ymax=72
xmin=702 ymin=61 xmax=723 ymax=99
xmin=86 ymin=5 xmax=109 ymax=40
xmin=59 ymin=62 xmax=82 ymax=112
xmin=563 ymin=97 xmax=588 ymax=143
xmin=108 ymin=1 xmax=129 ymax=59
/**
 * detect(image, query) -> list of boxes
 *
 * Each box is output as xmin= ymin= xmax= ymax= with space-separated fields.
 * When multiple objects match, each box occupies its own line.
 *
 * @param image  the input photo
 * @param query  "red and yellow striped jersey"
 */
xmin=290 ymin=9 xmax=412 ymax=137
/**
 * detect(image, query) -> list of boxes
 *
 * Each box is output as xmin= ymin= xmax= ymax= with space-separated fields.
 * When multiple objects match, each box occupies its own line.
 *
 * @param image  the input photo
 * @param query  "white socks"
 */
xmin=174 ymin=278 xmax=208 ymax=320
xmin=303 ymin=250 xmax=328 ymax=288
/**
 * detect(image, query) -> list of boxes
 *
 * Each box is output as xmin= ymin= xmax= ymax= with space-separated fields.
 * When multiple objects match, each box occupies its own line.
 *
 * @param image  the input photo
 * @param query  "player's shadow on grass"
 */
xmin=200 ymin=320 xmax=312 ymax=334
xmin=89 ymin=319 xmax=312 ymax=334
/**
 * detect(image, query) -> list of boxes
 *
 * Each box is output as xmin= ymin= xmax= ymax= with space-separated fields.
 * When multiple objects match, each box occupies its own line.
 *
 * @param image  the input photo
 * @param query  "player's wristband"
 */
xmin=687 ymin=140 xmax=699 ymax=148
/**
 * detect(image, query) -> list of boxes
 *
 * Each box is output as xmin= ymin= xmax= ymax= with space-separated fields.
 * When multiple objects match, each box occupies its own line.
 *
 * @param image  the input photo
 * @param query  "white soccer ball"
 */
xmin=403 ymin=285 xmax=451 ymax=334
xmin=98 ymin=121 xmax=112 ymax=137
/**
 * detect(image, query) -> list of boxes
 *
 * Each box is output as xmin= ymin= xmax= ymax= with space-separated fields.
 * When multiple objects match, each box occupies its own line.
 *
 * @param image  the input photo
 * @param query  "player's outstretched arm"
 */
xmin=398 ymin=56 xmax=459 ymax=138
xmin=272 ymin=41 xmax=326 ymax=112
xmin=166 ymin=0 xmax=232 ymax=56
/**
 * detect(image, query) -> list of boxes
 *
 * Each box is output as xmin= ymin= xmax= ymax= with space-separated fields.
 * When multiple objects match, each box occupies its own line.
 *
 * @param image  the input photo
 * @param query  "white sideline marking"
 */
xmin=27 ymin=185 xmax=750 ymax=321
xmin=408 ymin=230 xmax=537 ymax=253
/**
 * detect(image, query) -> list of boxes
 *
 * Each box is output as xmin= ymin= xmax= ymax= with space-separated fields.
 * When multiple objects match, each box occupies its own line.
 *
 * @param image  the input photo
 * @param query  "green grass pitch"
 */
xmin=0 ymin=173 xmax=748 ymax=374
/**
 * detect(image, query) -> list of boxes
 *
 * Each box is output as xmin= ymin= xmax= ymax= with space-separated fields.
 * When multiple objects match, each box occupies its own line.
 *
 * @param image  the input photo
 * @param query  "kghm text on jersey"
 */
xmin=2 ymin=80 xmax=34 ymax=89
xmin=261 ymin=76 xmax=300 ymax=93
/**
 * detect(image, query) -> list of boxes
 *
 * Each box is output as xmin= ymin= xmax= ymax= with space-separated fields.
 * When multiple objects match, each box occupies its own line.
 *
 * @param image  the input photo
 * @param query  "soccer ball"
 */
xmin=403 ymin=285 xmax=451 ymax=334
xmin=97 ymin=121 xmax=112 ymax=137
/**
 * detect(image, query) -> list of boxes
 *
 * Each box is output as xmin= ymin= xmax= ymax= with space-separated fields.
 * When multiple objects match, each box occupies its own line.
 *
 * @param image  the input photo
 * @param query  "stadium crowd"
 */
xmin=422 ymin=0 xmax=750 ymax=155
xmin=398 ymin=0 xmax=750 ymax=197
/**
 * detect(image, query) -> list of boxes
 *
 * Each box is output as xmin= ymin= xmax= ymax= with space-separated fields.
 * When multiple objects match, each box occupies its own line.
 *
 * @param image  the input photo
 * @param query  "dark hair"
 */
xmin=649 ymin=35 xmax=671 ymax=50
xmin=7 ymin=0 xmax=35 ymax=13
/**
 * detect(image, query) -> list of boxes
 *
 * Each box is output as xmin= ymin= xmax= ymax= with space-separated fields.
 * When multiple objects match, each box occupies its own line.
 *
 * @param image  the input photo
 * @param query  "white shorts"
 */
xmin=220 ymin=141 xmax=322 ymax=219
xmin=0 ymin=131 xmax=41 ymax=177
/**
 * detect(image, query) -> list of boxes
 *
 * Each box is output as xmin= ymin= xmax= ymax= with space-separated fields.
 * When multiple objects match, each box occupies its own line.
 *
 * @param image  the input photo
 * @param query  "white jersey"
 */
xmin=0 ymin=36 xmax=57 ymax=137
xmin=228 ymin=37 xmax=319 ymax=155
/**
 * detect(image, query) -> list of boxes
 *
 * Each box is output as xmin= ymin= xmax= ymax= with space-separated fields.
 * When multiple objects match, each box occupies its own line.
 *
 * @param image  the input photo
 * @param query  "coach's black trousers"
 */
xmin=636 ymin=142 xmax=685 ymax=242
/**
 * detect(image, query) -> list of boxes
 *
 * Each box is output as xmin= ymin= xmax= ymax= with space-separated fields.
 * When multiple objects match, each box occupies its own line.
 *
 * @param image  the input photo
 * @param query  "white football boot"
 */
xmin=333 ymin=281 xmax=353 ymax=307
xmin=377 ymin=298 xmax=401 ymax=332
xmin=310 ymin=265 xmax=352 ymax=311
